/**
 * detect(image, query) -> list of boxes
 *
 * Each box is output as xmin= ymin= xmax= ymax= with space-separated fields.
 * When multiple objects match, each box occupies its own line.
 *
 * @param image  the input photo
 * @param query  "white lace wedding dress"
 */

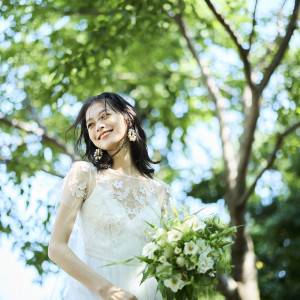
xmin=49 ymin=161 xmax=172 ymax=300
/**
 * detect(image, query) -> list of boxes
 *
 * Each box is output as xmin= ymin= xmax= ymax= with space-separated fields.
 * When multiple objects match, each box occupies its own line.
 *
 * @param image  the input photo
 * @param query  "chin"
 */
xmin=97 ymin=141 xmax=117 ymax=151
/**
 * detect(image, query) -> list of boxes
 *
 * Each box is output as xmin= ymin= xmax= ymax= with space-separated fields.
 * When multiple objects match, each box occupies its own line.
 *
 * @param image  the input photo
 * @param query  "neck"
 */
xmin=109 ymin=141 xmax=139 ymax=176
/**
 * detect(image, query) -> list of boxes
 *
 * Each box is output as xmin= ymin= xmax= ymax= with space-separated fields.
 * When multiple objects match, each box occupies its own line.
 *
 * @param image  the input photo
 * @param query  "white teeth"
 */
xmin=101 ymin=130 xmax=112 ymax=139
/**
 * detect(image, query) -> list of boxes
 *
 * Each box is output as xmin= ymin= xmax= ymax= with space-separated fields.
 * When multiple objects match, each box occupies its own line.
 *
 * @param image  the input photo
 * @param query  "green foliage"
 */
xmin=0 ymin=0 xmax=299 ymax=297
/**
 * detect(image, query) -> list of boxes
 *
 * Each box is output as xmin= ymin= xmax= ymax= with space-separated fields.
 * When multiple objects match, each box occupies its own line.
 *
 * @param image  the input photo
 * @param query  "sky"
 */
xmin=0 ymin=237 xmax=57 ymax=300
xmin=0 ymin=0 xmax=298 ymax=299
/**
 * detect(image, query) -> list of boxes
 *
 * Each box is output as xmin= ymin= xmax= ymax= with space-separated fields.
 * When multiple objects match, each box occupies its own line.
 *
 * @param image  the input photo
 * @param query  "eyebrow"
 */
xmin=86 ymin=109 xmax=107 ymax=124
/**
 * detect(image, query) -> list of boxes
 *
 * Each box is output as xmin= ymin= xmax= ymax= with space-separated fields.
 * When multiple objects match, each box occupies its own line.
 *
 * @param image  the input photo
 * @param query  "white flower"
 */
xmin=176 ymin=256 xmax=185 ymax=267
xmin=184 ymin=241 xmax=199 ymax=255
xmin=209 ymin=271 xmax=216 ymax=277
xmin=167 ymin=229 xmax=182 ymax=242
xmin=185 ymin=215 xmax=206 ymax=231
xmin=153 ymin=228 xmax=165 ymax=239
xmin=174 ymin=247 xmax=182 ymax=254
xmin=113 ymin=180 xmax=123 ymax=189
xmin=197 ymin=254 xmax=214 ymax=274
xmin=157 ymin=235 xmax=168 ymax=247
xmin=163 ymin=273 xmax=185 ymax=292
xmin=142 ymin=242 xmax=158 ymax=259
xmin=159 ymin=255 xmax=167 ymax=263
xmin=196 ymin=239 xmax=206 ymax=251
xmin=205 ymin=245 xmax=212 ymax=254
xmin=196 ymin=239 xmax=212 ymax=254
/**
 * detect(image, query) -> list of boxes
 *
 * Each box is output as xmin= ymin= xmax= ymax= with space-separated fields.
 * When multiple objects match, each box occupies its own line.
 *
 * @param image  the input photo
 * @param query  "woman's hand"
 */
xmin=100 ymin=284 xmax=138 ymax=300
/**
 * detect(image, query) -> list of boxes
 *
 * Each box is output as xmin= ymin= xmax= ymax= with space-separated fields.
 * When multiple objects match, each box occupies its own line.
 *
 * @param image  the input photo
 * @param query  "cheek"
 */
xmin=87 ymin=129 xmax=95 ymax=141
xmin=118 ymin=117 xmax=128 ymax=132
xmin=110 ymin=118 xmax=123 ymax=135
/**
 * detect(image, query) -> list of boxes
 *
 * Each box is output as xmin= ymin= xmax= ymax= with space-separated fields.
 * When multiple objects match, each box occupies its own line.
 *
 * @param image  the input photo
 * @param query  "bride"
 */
xmin=48 ymin=92 xmax=172 ymax=299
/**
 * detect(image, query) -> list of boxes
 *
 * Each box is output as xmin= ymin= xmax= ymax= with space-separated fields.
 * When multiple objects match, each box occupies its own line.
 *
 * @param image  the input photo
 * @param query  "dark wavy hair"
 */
xmin=66 ymin=92 xmax=161 ymax=178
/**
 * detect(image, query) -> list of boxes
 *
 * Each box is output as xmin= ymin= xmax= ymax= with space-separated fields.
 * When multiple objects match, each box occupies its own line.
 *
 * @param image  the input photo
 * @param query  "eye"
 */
xmin=101 ymin=113 xmax=109 ymax=119
xmin=87 ymin=123 xmax=94 ymax=129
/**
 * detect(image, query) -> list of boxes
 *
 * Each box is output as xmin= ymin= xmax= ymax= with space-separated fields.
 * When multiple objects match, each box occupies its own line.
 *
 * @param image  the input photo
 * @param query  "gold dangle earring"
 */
xmin=94 ymin=148 xmax=103 ymax=161
xmin=128 ymin=128 xmax=137 ymax=142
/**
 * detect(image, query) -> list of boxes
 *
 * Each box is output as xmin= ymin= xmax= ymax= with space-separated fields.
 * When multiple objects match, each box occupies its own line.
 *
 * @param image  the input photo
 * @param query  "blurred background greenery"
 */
xmin=0 ymin=0 xmax=299 ymax=299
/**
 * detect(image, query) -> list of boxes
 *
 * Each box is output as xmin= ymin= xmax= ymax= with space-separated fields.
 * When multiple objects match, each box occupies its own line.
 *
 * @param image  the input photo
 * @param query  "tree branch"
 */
xmin=0 ymin=114 xmax=77 ymax=160
xmin=236 ymin=90 xmax=260 ymax=197
xmin=173 ymin=12 xmax=238 ymax=193
xmin=253 ymin=36 xmax=284 ymax=73
xmin=253 ymin=0 xmax=287 ymax=73
xmin=41 ymin=169 xmax=64 ymax=178
xmin=277 ymin=0 xmax=288 ymax=36
xmin=204 ymin=0 xmax=254 ymax=89
xmin=237 ymin=121 xmax=300 ymax=207
xmin=257 ymin=0 xmax=299 ymax=93
xmin=248 ymin=0 xmax=259 ymax=50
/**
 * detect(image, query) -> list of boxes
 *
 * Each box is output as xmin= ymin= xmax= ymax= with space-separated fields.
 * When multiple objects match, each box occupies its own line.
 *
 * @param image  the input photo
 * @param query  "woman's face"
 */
xmin=85 ymin=101 xmax=128 ymax=152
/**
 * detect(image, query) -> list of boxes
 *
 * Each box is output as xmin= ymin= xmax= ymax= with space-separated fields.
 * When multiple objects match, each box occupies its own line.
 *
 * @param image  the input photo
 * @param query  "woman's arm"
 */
xmin=48 ymin=161 xmax=137 ymax=299
xmin=48 ymin=201 xmax=113 ymax=297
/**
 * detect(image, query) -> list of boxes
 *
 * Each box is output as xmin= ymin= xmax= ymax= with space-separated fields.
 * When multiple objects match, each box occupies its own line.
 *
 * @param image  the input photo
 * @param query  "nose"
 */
xmin=96 ymin=119 xmax=105 ymax=131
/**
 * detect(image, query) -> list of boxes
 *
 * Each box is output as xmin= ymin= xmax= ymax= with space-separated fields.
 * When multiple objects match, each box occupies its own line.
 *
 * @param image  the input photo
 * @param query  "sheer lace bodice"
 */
xmin=51 ymin=161 xmax=172 ymax=299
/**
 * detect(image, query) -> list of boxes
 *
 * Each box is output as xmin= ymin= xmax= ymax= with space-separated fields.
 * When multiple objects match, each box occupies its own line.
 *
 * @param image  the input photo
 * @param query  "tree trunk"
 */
xmin=230 ymin=203 xmax=260 ymax=300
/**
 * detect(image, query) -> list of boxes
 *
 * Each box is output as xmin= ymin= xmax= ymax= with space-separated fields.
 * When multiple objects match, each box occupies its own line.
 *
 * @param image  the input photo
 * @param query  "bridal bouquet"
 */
xmin=137 ymin=206 xmax=237 ymax=299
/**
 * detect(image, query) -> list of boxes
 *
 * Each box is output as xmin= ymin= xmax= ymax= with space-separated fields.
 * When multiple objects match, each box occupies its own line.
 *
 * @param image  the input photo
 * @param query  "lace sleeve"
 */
xmin=55 ymin=161 xmax=96 ymax=210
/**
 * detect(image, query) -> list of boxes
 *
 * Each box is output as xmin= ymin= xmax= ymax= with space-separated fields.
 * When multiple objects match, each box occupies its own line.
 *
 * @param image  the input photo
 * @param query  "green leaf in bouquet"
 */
xmin=185 ymin=284 xmax=197 ymax=300
xmin=155 ymin=264 xmax=173 ymax=277
xmin=156 ymin=280 xmax=166 ymax=297
xmin=171 ymin=205 xmax=178 ymax=218
xmin=166 ymin=287 xmax=175 ymax=300
xmin=140 ymin=264 xmax=156 ymax=284
xmin=156 ymin=278 xmax=167 ymax=296
xmin=98 ymin=257 xmax=134 ymax=268
xmin=143 ymin=220 xmax=156 ymax=230
xmin=193 ymin=207 xmax=208 ymax=216
xmin=135 ymin=255 xmax=153 ymax=264
xmin=219 ymin=240 xmax=234 ymax=247
xmin=215 ymin=259 xmax=221 ymax=278
xmin=149 ymin=206 xmax=169 ymax=231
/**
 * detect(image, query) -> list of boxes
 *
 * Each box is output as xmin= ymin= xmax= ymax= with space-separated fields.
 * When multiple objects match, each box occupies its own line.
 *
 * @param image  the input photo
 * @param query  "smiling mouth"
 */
xmin=100 ymin=130 xmax=113 ymax=140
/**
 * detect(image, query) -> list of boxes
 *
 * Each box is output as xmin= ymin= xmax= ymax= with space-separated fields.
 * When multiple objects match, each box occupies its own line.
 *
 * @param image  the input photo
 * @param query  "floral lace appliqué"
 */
xmin=139 ymin=184 xmax=147 ymax=194
xmin=80 ymin=163 xmax=90 ymax=173
xmin=69 ymin=179 xmax=87 ymax=198
xmin=149 ymin=185 xmax=156 ymax=195
xmin=115 ymin=187 xmax=130 ymax=201
xmin=113 ymin=180 xmax=123 ymax=189
xmin=132 ymin=189 xmax=145 ymax=205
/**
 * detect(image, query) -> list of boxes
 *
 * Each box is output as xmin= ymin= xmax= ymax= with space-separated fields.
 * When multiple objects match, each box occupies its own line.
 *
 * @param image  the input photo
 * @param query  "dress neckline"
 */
xmin=104 ymin=168 xmax=150 ymax=180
